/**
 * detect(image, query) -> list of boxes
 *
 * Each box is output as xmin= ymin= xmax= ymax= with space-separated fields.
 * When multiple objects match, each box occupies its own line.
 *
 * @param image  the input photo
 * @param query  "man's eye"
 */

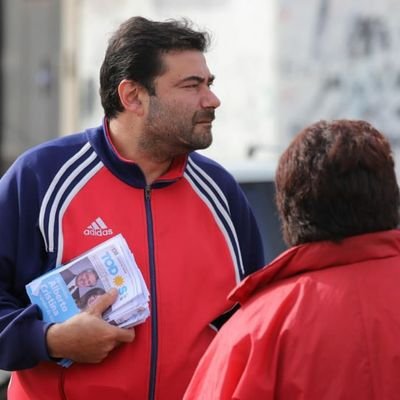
xmin=184 ymin=84 xmax=199 ymax=88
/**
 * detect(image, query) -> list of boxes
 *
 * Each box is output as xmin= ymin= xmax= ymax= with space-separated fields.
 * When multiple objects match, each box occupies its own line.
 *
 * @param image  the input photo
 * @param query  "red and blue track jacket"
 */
xmin=0 ymin=120 xmax=264 ymax=400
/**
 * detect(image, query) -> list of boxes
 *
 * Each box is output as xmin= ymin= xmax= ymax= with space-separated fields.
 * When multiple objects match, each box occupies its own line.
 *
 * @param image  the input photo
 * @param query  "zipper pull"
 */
xmin=145 ymin=185 xmax=152 ymax=200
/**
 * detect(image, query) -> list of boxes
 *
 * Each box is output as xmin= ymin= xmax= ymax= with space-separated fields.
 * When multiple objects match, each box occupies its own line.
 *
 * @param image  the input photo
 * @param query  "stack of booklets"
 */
xmin=26 ymin=234 xmax=150 ymax=367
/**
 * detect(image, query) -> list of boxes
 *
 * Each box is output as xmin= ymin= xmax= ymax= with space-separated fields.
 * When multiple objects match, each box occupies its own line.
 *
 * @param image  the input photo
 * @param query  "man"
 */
xmin=0 ymin=16 xmax=264 ymax=400
xmin=184 ymin=120 xmax=400 ymax=400
xmin=60 ymin=267 xmax=99 ymax=300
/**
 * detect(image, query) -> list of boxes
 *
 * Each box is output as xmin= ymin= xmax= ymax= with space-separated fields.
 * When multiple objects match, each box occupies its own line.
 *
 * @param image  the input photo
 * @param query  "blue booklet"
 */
xmin=26 ymin=234 xmax=150 ymax=367
xmin=26 ymin=271 xmax=80 ymax=323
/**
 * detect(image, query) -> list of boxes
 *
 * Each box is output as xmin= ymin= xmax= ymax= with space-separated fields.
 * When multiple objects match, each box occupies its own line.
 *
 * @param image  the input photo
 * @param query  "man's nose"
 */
xmin=201 ymin=88 xmax=221 ymax=109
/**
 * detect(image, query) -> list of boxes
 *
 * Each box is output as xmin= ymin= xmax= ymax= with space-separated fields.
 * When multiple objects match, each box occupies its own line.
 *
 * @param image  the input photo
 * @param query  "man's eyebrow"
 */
xmin=177 ymin=75 xmax=216 ymax=85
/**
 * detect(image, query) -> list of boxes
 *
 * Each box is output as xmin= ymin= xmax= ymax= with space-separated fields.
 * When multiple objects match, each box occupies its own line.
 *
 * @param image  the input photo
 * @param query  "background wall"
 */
xmin=1 ymin=0 xmax=61 ymax=168
xmin=278 ymin=0 xmax=400 ymax=176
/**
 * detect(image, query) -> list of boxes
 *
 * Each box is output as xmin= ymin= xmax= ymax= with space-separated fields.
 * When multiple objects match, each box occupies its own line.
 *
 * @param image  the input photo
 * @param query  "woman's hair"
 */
xmin=76 ymin=287 xmax=106 ymax=310
xmin=275 ymin=119 xmax=400 ymax=246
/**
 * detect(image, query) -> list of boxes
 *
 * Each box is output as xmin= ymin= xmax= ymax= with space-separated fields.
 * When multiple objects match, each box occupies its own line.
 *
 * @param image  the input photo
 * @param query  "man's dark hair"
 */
xmin=275 ymin=119 xmax=400 ymax=246
xmin=99 ymin=16 xmax=210 ymax=119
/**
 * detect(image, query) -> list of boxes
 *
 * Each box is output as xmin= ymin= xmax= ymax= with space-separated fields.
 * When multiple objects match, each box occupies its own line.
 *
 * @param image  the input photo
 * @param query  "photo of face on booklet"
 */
xmin=59 ymin=259 xmax=105 ymax=307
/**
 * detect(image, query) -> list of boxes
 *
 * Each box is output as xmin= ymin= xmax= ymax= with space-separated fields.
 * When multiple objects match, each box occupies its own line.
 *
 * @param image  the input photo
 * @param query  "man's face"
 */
xmin=76 ymin=270 xmax=97 ymax=288
xmin=141 ymin=50 xmax=221 ymax=157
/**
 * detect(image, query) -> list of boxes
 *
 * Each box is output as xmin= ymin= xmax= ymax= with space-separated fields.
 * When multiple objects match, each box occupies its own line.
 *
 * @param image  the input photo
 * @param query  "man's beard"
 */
xmin=141 ymin=96 xmax=215 ymax=159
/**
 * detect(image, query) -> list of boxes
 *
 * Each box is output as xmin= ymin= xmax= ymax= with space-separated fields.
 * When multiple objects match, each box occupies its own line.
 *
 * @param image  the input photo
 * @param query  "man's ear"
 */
xmin=117 ymin=79 xmax=147 ymax=116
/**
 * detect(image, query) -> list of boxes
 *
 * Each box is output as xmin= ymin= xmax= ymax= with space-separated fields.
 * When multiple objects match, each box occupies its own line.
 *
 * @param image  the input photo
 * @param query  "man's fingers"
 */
xmin=87 ymin=288 xmax=118 ymax=315
xmin=116 ymin=327 xmax=135 ymax=343
xmin=83 ymin=289 xmax=134 ymax=344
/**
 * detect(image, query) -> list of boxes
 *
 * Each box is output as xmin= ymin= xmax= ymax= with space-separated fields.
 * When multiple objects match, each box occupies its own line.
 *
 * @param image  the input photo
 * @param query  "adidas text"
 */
xmin=84 ymin=228 xmax=113 ymax=237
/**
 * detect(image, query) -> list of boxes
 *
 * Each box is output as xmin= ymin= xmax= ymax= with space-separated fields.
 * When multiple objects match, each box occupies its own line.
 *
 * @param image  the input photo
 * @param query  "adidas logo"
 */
xmin=83 ymin=217 xmax=113 ymax=237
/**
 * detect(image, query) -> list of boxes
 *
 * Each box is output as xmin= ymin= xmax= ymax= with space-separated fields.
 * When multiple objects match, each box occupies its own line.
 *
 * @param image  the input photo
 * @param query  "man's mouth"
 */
xmin=194 ymin=110 xmax=215 ymax=124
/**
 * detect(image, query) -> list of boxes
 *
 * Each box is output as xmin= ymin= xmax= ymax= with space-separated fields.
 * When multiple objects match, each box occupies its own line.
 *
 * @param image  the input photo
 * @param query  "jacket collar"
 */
xmin=230 ymin=229 xmax=400 ymax=303
xmin=87 ymin=118 xmax=188 ymax=188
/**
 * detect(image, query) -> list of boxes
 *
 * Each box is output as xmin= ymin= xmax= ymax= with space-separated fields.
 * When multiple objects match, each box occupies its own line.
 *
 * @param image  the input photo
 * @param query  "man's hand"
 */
xmin=46 ymin=288 xmax=135 ymax=363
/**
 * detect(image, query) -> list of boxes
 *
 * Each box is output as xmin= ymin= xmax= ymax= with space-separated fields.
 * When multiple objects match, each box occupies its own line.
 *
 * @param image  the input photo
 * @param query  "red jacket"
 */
xmin=184 ymin=229 xmax=400 ymax=400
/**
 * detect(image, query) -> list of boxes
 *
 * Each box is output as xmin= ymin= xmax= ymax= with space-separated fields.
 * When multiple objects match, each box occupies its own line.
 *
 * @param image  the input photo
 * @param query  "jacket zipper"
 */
xmin=145 ymin=185 xmax=158 ymax=400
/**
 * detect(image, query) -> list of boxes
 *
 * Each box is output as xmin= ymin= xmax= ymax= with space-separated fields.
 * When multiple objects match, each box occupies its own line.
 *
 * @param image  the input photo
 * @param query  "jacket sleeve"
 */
xmin=185 ymin=277 xmax=312 ymax=400
xmin=184 ymin=284 xmax=294 ymax=400
xmin=183 ymin=322 xmax=275 ymax=400
xmin=0 ymin=158 xmax=53 ymax=370
xmin=227 ymin=180 xmax=265 ymax=278
xmin=183 ymin=330 xmax=250 ymax=400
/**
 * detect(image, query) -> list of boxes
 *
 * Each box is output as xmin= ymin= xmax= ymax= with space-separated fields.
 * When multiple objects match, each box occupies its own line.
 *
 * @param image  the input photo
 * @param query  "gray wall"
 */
xmin=1 ymin=0 xmax=61 ymax=170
